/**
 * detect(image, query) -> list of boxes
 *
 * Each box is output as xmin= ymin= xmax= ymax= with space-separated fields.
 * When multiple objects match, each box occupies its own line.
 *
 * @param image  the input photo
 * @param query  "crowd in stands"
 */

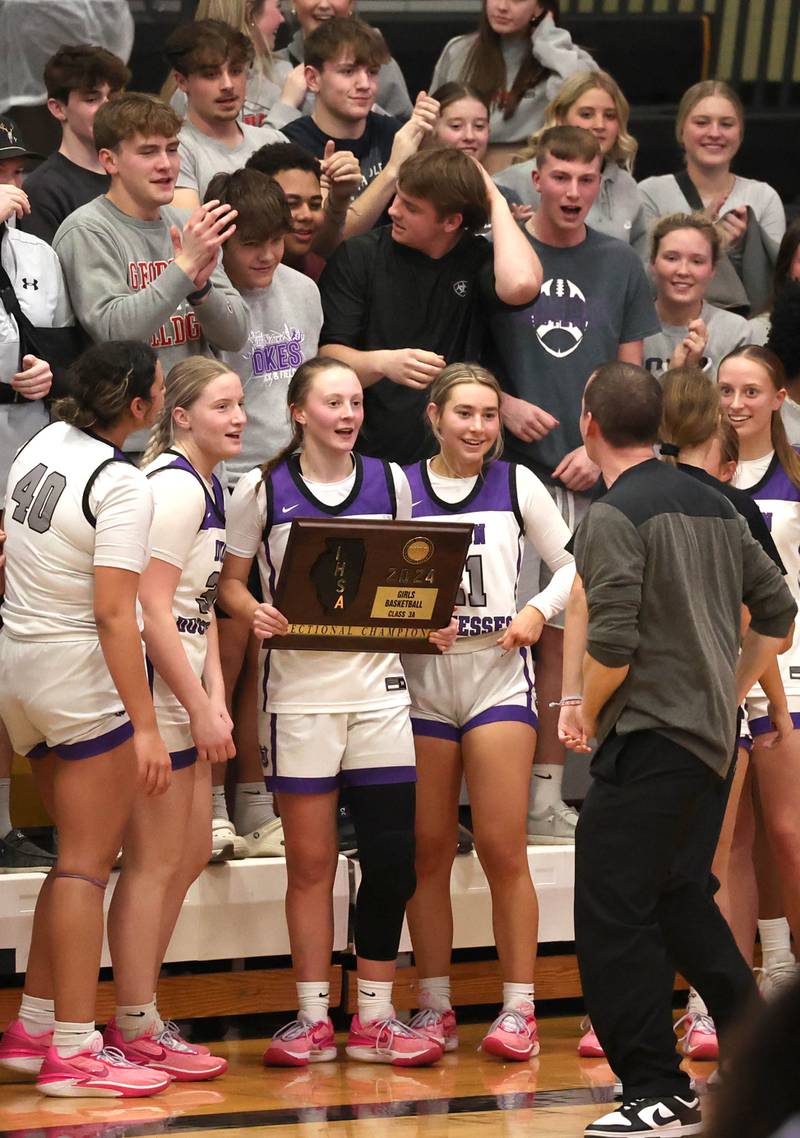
xmin=0 ymin=3 xmax=798 ymax=1133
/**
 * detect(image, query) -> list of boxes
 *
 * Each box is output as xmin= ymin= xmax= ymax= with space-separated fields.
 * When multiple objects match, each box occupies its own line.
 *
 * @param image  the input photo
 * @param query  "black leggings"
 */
xmin=347 ymin=781 xmax=416 ymax=962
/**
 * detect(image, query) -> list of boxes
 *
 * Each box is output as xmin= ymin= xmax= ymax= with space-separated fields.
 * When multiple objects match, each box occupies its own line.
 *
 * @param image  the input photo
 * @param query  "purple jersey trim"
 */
xmin=740 ymin=449 xmax=800 ymax=505
xmin=411 ymin=716 xmax=460 ymax=742
xmin=411 ymin=704 xmax=538 ymax=741
xmin=151 ymin=451 xmax=226 ymax=532
xmin=171 ymin=746 xmax=198 ymax=770
xmin=27 ymin=719 xmax=135 ymax=761
xmin=341 ymin=764 xmax=417 ymax=787
xmin=266 ymin=454 xmax=395 ymax=524
xmin=463 ymin=704 xmax=538 ymax=735
xmin=749 ymin=712 xmax=800 ymax=737
xmin=267 ymin=773 xmax=340 ymax=794
xmin=404 ymin=459 xmax=517 ymax=518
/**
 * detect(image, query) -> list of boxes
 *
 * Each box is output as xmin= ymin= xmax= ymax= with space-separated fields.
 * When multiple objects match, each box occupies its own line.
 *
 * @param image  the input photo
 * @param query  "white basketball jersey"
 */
xmin=144 ymin=450 xmax=226 ymax=703
xmin=2 ymin=421 xmax=153 ymax=642
xmin=735 ymin=453 xmax=800 ymax=698
xmin=226 ymin=455 xmax=411 ymax=714
xmin=404 ymin=459 xmax=524 ymax=641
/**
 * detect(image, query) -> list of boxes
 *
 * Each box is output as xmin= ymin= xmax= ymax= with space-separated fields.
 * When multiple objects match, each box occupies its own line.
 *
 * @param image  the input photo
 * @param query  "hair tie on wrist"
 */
xmin=659 ymin=442 xmax=680 ymax=457
xmin=187 ymin=280 xmax=213 ymax=305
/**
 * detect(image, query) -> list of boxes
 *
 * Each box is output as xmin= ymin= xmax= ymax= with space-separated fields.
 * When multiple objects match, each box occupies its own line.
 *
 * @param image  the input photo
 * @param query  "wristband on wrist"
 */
xmin=548 ymin=696 xmax=583 ymax=708
xmin=187 ymin=280 xmax=213 ymax=305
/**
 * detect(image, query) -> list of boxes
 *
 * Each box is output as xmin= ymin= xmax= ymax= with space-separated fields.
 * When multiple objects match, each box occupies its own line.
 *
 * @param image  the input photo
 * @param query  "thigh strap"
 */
xmin=52 ymin=870 xmax=108 ymax=890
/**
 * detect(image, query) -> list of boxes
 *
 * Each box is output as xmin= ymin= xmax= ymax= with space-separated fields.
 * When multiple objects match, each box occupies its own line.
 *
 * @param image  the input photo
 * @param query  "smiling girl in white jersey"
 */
xmin=219 ymin=356 xmax=453 ymax=1068
xmin=101 ymin=357 xmax=245 ymax=1082
xmin=718 ymin=345 xmax=800 ymax=992
xmin=0 ymin=341 xmax=171 ymax=1099
xmin=402 ymin=363 xmax=575 ymax=1060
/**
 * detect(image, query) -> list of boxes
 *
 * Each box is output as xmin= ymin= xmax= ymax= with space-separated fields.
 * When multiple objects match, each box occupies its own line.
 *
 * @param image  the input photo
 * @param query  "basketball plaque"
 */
xmin=270 ymin=518 xmax=472 ymax=653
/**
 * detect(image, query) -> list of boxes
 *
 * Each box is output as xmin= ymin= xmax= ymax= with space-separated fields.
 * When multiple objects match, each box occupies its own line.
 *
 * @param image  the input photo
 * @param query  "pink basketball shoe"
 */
xmin=674 ymin=1011 xmax=719 ymax=1060
xmin=578 ymin=1018 xmax=606 ymax=1058
xmin=345 ymin=1014 xmax=443 ymax=1066
xmin=263 ymin=1018 xmax=337 ymax=1067
xmin=103 ymin=1020 xmax=227 ymax=1081
xmin=408 ymin=1007 xmax=459 ymax=1052
xmin=0 ymin=1018 xmax=52 ymax=1075
xmin=37 ymin=1031 xmax=171 ymax=1097
xmin=481 ymin=1003 xmax=540 ymax=1061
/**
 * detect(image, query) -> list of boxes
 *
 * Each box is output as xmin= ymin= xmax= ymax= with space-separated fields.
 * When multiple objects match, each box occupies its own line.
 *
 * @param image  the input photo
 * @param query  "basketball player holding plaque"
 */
xmin=218 ymin=357 xmax=455 ymax=1068
xmin=400 ymin=364 xmax=576 ymax=1061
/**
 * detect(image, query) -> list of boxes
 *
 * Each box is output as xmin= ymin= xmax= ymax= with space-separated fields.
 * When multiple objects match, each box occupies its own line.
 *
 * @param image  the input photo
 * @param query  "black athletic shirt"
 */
xmin=20 ymin=153 xmax=109 ymax=246
xmin=282 ymin=111 xmax=400 ymax=192
xmin=677 ymin=463 xmax=785 ymax=573
xmin=319 ymin=225 xmax=498 ymax=463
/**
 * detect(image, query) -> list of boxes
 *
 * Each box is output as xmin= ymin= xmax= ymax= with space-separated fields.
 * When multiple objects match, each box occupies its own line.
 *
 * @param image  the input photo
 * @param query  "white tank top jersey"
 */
xmin=225 ymin=453 xmax=413 ymax=713
xmin=734 ymin=451 xmax=800 ymax=698
xmin=403 ymin=460 xmax=575 ymax=648
xmin=2 ymin=421 xmax=153 ymax=642
xmin=143 ymin=450 xmax=227 ymax=701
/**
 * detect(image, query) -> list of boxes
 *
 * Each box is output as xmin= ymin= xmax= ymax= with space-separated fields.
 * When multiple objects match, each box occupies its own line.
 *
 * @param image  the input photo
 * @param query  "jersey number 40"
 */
xmin=10 ymin=463 xmax=67 ymax=534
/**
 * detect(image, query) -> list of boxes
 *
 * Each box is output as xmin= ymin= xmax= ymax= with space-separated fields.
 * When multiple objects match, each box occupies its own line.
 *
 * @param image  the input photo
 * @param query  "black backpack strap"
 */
xmin=673 ymin=171 xmax=705 ymax=213
xmin=0 ymin=226 xmax=26 ymax=372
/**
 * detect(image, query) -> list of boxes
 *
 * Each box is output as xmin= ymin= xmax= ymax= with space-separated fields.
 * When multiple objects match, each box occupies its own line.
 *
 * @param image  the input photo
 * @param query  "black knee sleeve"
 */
xmin=348 ymin=782 xmax=416 ymax=961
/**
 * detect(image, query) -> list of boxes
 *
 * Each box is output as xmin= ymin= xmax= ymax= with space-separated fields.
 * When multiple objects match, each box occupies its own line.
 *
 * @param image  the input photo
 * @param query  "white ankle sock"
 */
xmin=503 ymin=982 xmax=535 ymax=1012
xmin=296 ymin=981 xmax=330 ymax=1025
xmin=19 ymin=993 xmax=54 ymax=1035
xmin=116 ymin=1001 xmax=163 ymax=1041
xmin=212 ymin=786 xmax=230 ymax=823
xmin=52 ymin=1020 xmax=97 ymax=1057
xmin=357 ymin=979 xmax=394 ymax=1024
xmin=0 ymin=777 xmax=11 ymax=836
xmin=234 ymin=782 xmax=275 ymax=835
xmin=418 ymin=976 xmax=452 ymax=1012
xmin=529 ymin=764 xmax=564 ymax=813
xmin=686 ymin=988 xmax=709 ymax=1016
xmin=758 ymin=918 xmax=795 ymax=969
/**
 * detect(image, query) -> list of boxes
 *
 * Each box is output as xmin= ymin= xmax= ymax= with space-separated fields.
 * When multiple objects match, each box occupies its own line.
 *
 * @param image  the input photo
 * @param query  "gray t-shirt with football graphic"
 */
xmin=487 ymin=224 xmax=659 ymax=480
xmin=214 ymin=263 xmax=323 ymax=484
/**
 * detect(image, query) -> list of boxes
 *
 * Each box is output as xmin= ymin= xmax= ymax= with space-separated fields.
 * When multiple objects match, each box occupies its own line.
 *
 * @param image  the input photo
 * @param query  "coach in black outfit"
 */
xmin=563 ymin=363 xmax=796 ymax=1138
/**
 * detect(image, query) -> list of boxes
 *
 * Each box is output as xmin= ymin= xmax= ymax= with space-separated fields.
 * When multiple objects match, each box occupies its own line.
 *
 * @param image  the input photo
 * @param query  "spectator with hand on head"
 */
xmin=318 ymin=146 xmax=542 ymax=465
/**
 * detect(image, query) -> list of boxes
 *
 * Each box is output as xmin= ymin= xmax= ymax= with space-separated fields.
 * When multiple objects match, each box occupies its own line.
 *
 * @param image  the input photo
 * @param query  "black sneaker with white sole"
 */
xmin=585 ymin=1094 xmax=702 ymax=1136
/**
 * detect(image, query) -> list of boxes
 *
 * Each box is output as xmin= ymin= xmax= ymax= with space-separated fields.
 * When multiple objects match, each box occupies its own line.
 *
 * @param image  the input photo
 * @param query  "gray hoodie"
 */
xmin=494 ymin=158 xmax=645 ymax=245
xmin=430 ymin=15 xmax=596 ymax=145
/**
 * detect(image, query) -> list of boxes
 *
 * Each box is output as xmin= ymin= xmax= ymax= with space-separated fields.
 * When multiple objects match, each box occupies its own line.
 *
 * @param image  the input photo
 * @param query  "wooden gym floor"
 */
xmin=0 ymin=1014 xmax=718 ymax=1138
